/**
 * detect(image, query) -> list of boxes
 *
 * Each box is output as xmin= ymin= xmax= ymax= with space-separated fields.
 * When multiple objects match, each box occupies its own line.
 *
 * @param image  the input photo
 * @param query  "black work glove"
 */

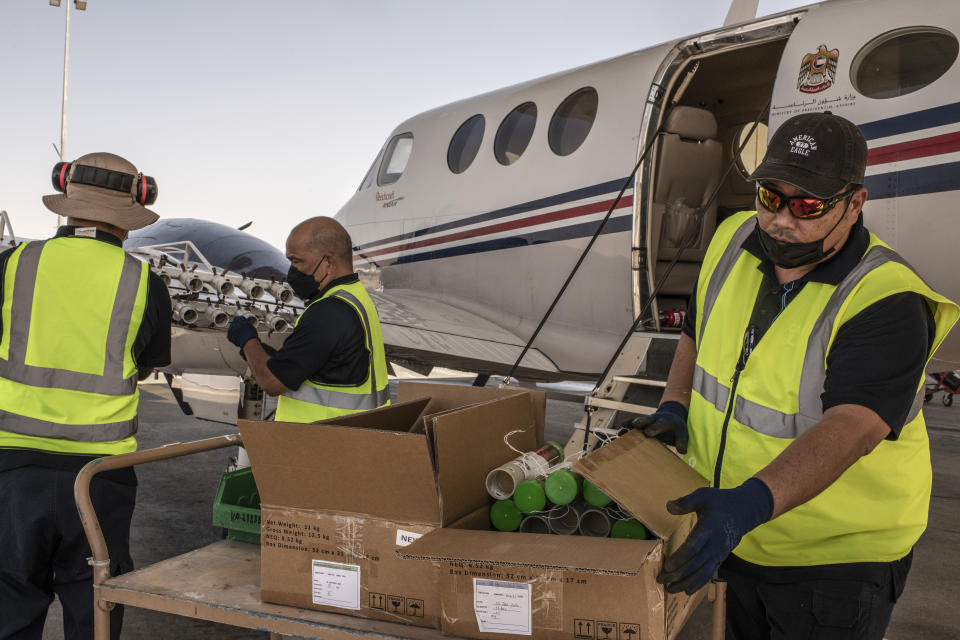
xmin=227 ymin=316 xmax=259 ymax=348
xmin=658 ymin=477 xmax=774 ymax=595
xmin=631 ymin=401 xmax=689 ymax=453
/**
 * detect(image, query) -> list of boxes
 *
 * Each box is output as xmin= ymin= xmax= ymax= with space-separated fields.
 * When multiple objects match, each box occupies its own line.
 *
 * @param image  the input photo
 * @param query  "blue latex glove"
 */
xmin=658 ymin=477 xmax=774 ymax=595
xmin=227 ymin=316 xmax=259 ymax=348
xmin=631 ymin=401 xmax=689 ymax=454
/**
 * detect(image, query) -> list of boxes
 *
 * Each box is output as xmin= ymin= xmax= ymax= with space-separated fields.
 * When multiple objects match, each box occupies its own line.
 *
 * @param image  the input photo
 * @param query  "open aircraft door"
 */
xmin=632 ymin=9 xmax=805 ymax=328
xmin=767 ymin=1 xmax=960 ymax=367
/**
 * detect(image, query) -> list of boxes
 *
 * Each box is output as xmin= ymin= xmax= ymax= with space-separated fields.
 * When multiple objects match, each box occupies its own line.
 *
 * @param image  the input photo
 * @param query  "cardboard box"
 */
xmin=260 ymin=507 xmax=440 ymax=626
xmin=238 ymin=381 xmax=546 ymax=627
xmin=399 ymin=430 xmax=708 ymax=640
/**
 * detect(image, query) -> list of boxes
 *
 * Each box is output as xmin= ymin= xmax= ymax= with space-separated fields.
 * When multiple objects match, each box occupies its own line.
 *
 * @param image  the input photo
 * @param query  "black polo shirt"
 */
xmin=0 ymin=227 xmax=173 ymax=482
xmin=681 ymin=214 xmax=935 ymax=438
xmin=266 ymin=273 xmax=369 ymax=391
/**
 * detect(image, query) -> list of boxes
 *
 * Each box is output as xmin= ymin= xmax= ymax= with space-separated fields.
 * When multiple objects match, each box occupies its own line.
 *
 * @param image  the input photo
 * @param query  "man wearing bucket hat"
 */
xmin=0 ymin=152 xmax=172 ymax=639
xmin=633 ymin=113 xmax=958 ymax=638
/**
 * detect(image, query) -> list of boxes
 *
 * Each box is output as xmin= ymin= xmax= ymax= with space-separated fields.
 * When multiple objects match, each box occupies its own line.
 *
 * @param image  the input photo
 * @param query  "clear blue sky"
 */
xmin=0 ymin=0 xmax=808 ymax=250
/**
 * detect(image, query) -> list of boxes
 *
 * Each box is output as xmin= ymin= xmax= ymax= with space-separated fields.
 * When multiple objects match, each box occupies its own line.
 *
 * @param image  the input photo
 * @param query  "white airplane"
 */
xmin=336 ymin=0 xmax=960 ymax=382
xmin=4 ymin=0 xmax=957 ymax=418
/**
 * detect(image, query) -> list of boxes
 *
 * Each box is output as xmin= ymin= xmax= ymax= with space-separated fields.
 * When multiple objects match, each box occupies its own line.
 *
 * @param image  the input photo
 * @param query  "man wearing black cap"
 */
xmin=0 ymin=152 xmax=172 ymax=639
xmin=634 ymin=113 xmax=958 ymax=638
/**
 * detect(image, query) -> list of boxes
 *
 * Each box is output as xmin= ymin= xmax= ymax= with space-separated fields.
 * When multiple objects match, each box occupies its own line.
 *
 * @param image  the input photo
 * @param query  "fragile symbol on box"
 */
xmin=597 ymin=621 xmax=618 ymax=640
xmin=369 ymin=592 xmax=386 ymax=610
xmin=407 ymin=597 xmax=424 ymax=617
xmin=388 ymin=594 xmax=405 ymax=614
xmin=618 ymin=622 xmax=640 ymax=640
xmin=574 ymin=619 xmax=595 ymax=639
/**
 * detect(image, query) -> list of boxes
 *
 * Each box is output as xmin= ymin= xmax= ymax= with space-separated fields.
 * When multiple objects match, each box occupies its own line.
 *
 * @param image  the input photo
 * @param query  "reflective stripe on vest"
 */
xmin=0 ymin=239 xmax=147 ymax=445
xmin=275 ymin=282 xmax=390 ymax=422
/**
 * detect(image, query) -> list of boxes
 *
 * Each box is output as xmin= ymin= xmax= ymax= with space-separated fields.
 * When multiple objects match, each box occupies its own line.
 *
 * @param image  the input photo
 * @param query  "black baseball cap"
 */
xmin=749 ymin=112 xmax=868 ymax=198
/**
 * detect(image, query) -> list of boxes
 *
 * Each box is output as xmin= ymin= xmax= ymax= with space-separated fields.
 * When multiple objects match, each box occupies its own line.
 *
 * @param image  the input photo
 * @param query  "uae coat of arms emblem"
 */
xmin=797 ymin=44 xmax=839 ymax=93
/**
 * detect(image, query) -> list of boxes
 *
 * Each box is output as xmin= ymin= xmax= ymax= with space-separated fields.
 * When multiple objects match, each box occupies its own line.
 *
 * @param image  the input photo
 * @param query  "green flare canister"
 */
xmin=513 ymin=479 xmax=547 ymax=514
xmin=544 ymin=469 xmax=582 ymax=505
xmin=611 ymin=518 xmax=648 ymax=540
xmin=583 ymin=478 xmax=612 ymax=507
xmin=490 ymin=500 xmax=523 ymax=532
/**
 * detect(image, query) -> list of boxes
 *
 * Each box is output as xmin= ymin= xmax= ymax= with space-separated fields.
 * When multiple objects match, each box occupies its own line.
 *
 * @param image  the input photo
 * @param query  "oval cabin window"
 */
xmin=548 ymin=87 xmax=598 ymax=156
xmin=494 ymin=102 xmax=537 ymax=166
xmin=851 ymin=27 xmax=958 ymax=99
xmin=448 ymin=114 xmax=485 ymax=174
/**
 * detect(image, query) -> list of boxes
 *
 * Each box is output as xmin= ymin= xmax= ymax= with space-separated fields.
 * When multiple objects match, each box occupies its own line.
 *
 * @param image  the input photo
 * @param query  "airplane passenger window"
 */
xmin=378 ymin=133 xmax=414 ymax=186
xmin=494 ymin=102 xmax=537 ymax=165
xmin=851 ymin=27 xmax=958 ymax=99
xmin=735 ymin=122 xmax=768 ymax=178
xmin=548 ymin=87 xmax=598 ymax=156
xmin=448 ymin=114 xmax=485 ymax=174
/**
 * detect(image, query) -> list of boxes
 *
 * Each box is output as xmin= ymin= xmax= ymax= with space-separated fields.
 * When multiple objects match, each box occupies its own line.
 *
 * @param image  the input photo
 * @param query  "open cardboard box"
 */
xmin=237 ymin=381 xmax=546 ymax=627
xmin=399 ymin=430 xmax=708 ymax=640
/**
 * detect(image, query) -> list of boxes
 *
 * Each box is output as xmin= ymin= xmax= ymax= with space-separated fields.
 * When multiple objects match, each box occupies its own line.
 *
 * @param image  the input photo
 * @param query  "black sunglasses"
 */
xmin=757 ymin=183 xmax=857 ymax=219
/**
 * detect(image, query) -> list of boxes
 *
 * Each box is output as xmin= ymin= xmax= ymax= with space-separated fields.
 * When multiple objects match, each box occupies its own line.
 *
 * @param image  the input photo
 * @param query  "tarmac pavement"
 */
xmin=39 ymin=381 xmax=960 ymax=639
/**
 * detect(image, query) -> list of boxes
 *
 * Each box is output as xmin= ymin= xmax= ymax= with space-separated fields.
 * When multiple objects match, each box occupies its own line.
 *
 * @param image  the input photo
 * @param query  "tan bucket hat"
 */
xmin=42 ymin=152 xmax=159 ymax=231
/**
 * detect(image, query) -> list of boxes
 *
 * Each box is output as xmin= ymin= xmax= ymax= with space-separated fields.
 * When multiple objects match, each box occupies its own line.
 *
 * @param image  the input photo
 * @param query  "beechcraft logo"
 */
xmin=797 ymin=44 xmax=839 ymax=94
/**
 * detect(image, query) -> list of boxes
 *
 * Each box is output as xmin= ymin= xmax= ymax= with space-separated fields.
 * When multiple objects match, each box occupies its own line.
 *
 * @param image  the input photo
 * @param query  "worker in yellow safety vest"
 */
xmin=0 ymin=152 xmax=172 ymax=639
xmin=227 ymin=216 xmax=389 ymax=422
xmin=631 ymin=112 xmax=958 ymax=639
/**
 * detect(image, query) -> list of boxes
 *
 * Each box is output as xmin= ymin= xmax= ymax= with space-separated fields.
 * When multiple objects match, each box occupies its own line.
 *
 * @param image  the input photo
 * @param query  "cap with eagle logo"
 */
xmin=749 ymin=111 xmax=868 ymax=198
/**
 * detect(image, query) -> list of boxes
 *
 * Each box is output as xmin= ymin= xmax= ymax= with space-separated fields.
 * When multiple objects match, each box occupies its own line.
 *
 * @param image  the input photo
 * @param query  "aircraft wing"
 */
xmin=370 ymin=289 xmax=560 ymax=379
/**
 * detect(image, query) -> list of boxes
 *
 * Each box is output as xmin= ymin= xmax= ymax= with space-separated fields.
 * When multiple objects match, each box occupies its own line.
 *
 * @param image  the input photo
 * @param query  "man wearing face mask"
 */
xmin=226 ymin=216 xmax=390 ymax=422
xmin=632 ymin=112 xmax=958 ymax=638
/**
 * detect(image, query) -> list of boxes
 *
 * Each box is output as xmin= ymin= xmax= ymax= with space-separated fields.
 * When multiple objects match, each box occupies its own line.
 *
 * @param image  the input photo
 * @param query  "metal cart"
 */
xmin=74 ymin=435 xmax=727 ymax=640
xmin=925 ymin=371 xmax=960 ymax=407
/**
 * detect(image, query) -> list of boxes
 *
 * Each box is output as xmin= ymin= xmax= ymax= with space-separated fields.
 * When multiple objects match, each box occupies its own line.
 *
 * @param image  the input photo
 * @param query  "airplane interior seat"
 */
xmin=650 ymin=106 xmax=722 ymax=296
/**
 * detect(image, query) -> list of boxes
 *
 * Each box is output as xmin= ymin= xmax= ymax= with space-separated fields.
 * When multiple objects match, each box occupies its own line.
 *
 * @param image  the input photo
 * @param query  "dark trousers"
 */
xmin=719 ymin=555 xmax=909 ymax=640
xmin=0 ymin=466 xmax=136 ymax=640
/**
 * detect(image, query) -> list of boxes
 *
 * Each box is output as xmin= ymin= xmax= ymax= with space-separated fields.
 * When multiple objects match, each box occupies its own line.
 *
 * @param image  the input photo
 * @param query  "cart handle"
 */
xmin=74 ymin=434 xmax=242 ymax=589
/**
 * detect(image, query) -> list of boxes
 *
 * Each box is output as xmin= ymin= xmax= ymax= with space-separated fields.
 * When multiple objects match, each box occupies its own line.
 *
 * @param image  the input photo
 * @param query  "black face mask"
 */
xmin=755 ymin=206 xmax=848 ymax=269
xmin=286 ymin=257 xmax=326 ymax=300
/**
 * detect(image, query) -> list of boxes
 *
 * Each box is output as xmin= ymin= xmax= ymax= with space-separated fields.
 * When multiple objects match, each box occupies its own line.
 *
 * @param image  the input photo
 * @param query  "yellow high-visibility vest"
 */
xmin=275 ymin=280 xmax=390 ymax=423
xmin=687 ymin=211 xmax=959 ymax=566
xmin=0 ymin=237 xmax=149 ymax=455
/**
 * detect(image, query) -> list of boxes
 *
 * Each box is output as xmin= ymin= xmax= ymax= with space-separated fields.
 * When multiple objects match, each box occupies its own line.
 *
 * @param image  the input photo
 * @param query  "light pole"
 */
xmin=49 ymin=0 xmax=86 ymax=226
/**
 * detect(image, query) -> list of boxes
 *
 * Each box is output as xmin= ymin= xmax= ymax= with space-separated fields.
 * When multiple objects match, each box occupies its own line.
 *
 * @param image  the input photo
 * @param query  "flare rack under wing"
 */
xmin=370 ymin=289 xmax=561 ymax=380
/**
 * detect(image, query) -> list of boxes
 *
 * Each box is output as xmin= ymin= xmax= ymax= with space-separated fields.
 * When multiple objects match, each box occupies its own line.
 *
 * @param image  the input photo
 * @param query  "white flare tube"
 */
xmin=518 ymin=515 xmax=551 ymax=534
xmin=177 ymin=271 xmax=203 ymax=293
xmin=268 ymin=282 xmax=293 ymax=303
xmin=175 ymin=302 xmax=199 ymax=325
xmin=238 ymin=310 xmax=261 ymax=327
xmin=237 ymin=279 xmax=265 ymax=300
xmin=202 ymin=304 xmax=230 ymax=328
xmin=209 ymin=275 xmax=234 ymax=297
xmin=546 ymin=503 xmax=584 ymax=535
xmin=264 ymin=314 xmax=289 ymax=332
xmin=578 ymin=507 xmax=613 ymax=537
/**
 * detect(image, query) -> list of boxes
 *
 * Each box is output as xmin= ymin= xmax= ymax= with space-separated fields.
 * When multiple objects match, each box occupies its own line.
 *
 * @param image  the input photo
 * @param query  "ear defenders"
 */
xmin=51 ymin=161 xmax=158 ymax=206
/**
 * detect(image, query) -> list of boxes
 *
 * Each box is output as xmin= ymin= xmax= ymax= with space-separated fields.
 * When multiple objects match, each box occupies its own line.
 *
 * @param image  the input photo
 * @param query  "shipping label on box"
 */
xmin=260 ymin=506 xmax=441 ymax=628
